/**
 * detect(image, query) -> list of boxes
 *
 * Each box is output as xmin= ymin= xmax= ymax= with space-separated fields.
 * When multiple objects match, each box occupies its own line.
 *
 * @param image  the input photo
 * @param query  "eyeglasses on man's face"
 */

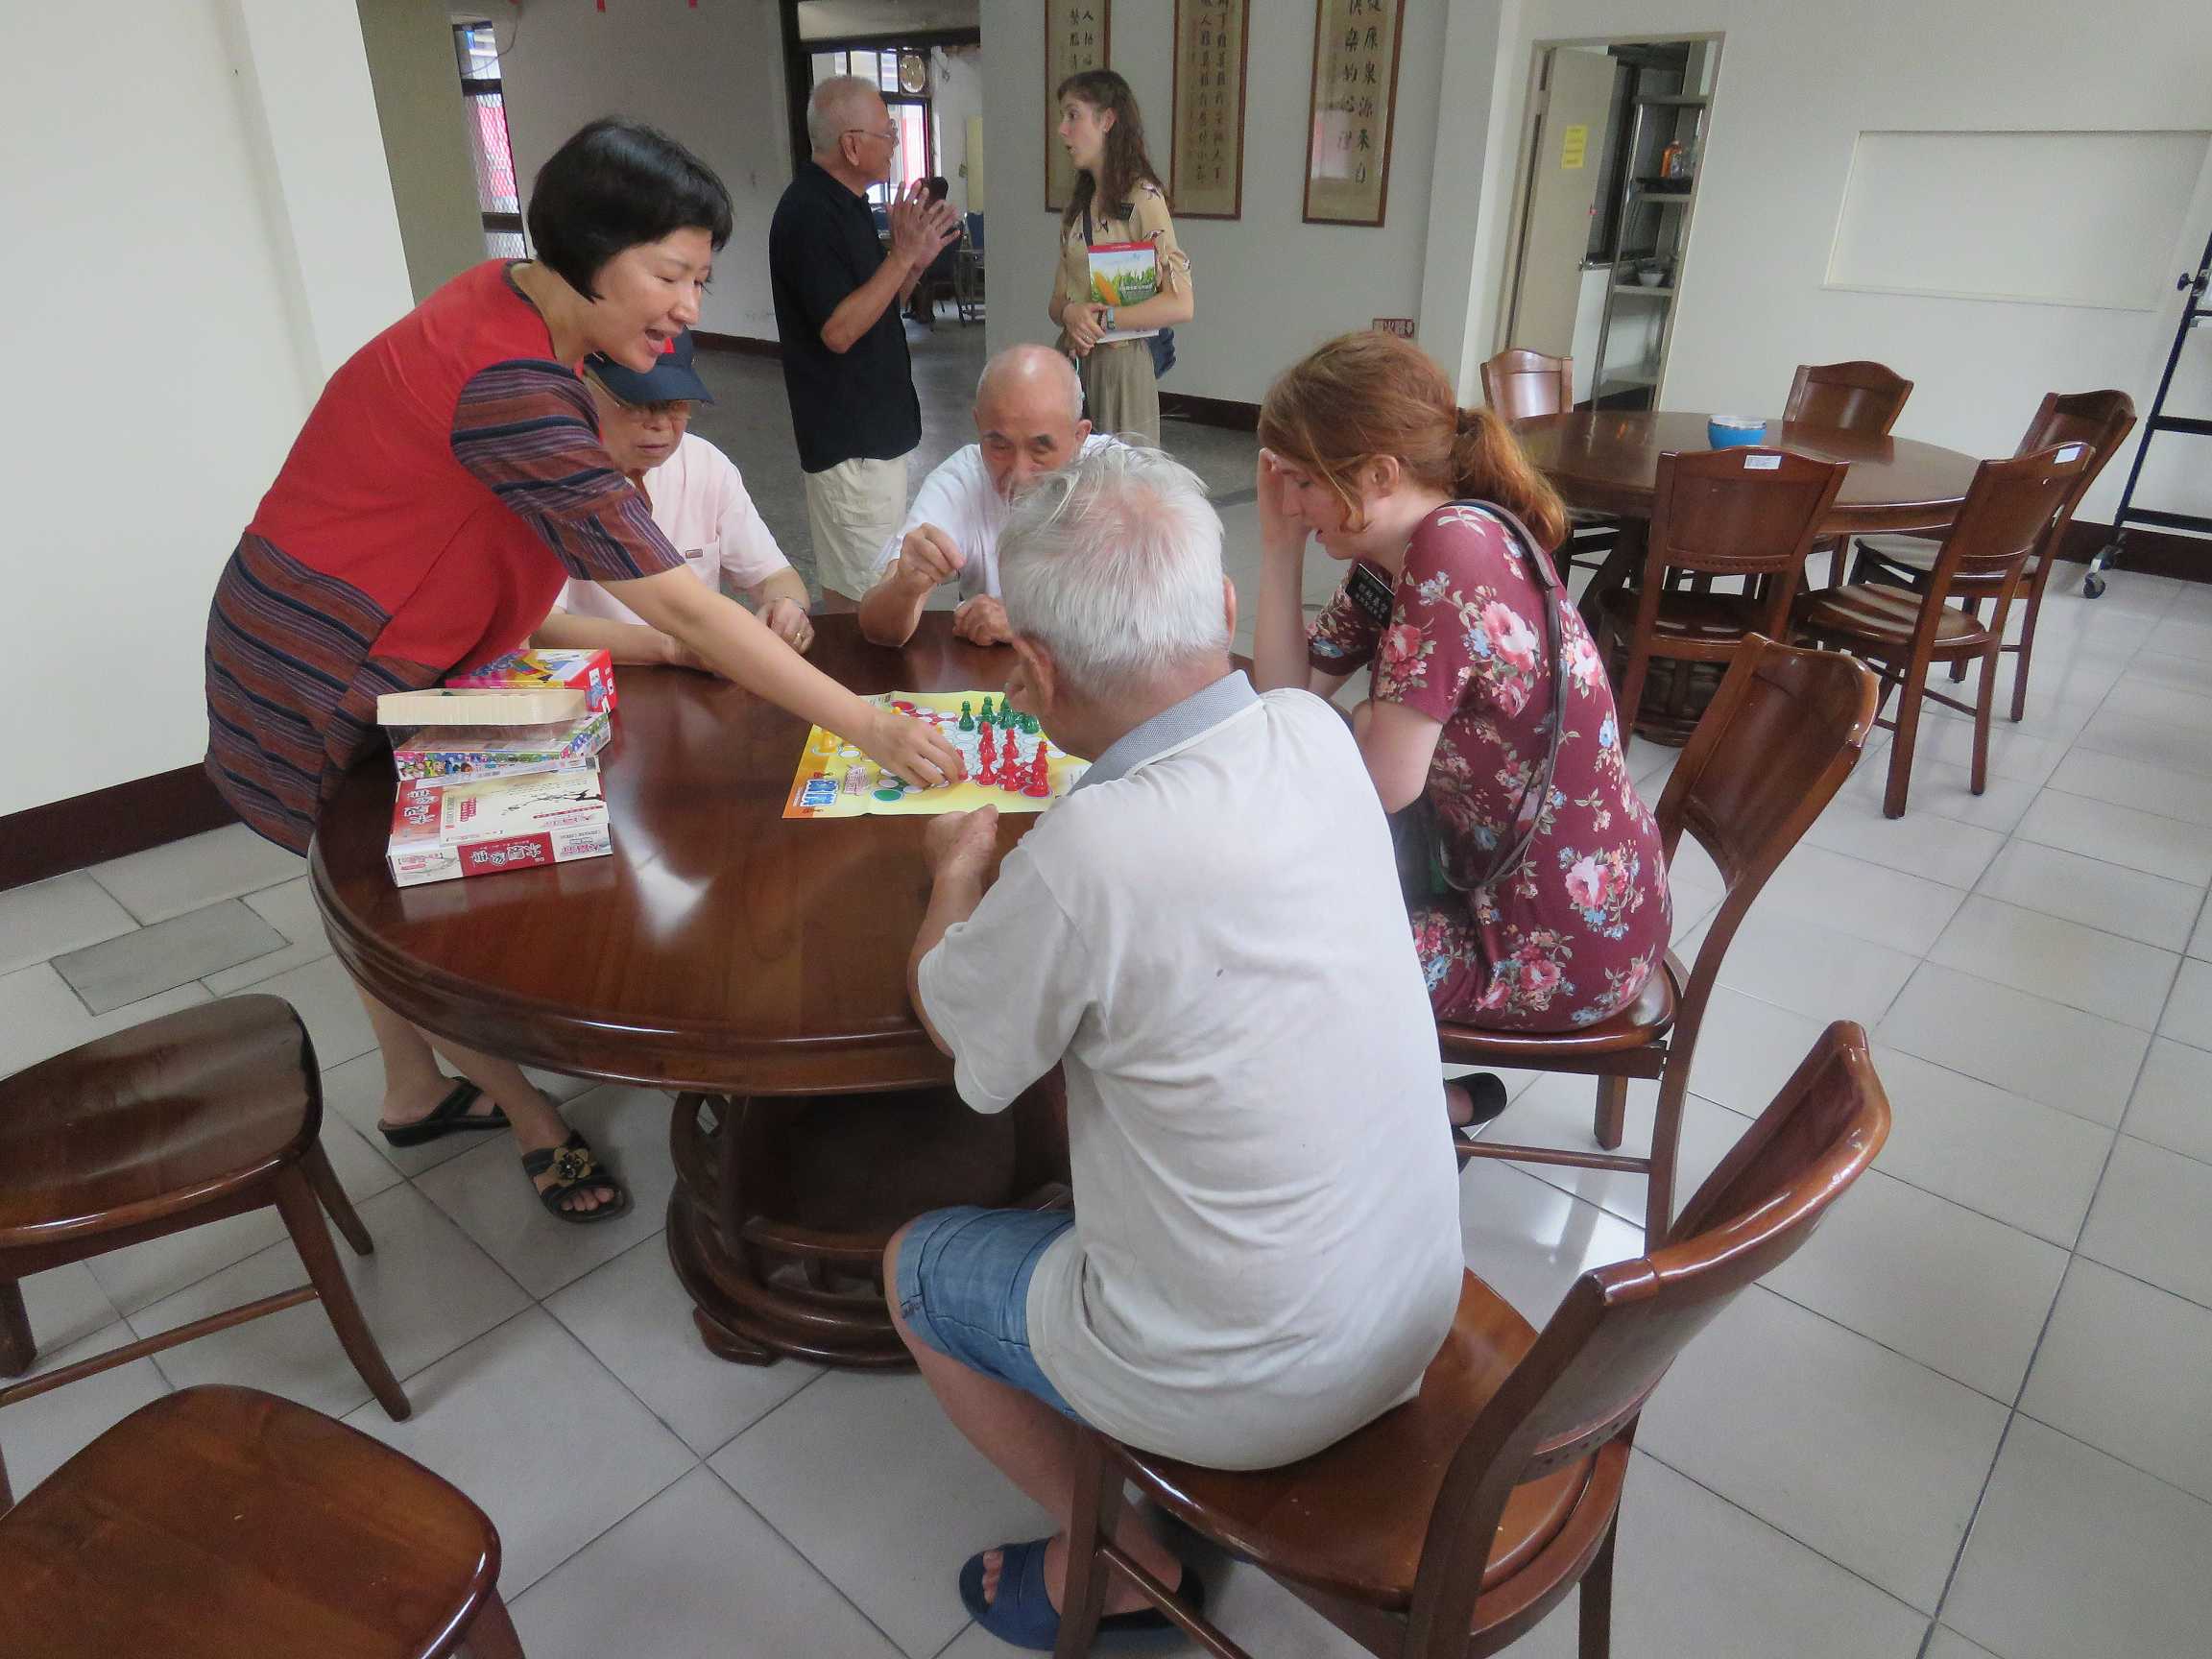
xmin=845 ymin=126 xmax=899 ymax=149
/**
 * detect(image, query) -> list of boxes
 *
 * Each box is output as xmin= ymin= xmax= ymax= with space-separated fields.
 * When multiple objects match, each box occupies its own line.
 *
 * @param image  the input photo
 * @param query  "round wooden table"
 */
xmin=312 ymin=615 xmax=1068 ymax=1368
xmin=1518 ymin=411 xmax=1982 ymax=738
xmin=1515 ymin=410 xmax=1982 ymax=536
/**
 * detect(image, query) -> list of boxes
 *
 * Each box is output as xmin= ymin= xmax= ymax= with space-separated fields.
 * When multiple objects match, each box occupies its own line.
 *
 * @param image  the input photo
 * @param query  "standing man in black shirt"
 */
xmin=771 ymin=76 xmax=960 ymax=605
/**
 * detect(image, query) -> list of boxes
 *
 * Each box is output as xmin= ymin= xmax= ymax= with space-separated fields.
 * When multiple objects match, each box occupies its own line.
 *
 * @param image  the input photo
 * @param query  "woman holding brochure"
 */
xmin=1047 ymin=70 xmax=1194 ymax=445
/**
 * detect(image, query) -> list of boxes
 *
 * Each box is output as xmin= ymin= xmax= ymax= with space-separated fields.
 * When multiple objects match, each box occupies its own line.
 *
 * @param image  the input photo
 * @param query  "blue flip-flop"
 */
xmin=958 ymin=1537 xmax=1200 ymax=1651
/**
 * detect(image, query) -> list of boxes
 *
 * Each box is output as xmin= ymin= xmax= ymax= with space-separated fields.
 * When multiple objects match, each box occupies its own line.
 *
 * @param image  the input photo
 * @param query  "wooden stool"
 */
xmin=0 ymin=995 xmax=408 ymax=1505
xmin=0 ymin=1384 xmax=521 ymax=1657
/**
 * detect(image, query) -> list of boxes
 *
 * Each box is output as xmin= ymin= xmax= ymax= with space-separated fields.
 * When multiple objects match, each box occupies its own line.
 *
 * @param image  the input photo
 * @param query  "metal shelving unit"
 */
xmin=1591 ymin=91 xmax=1709 ymax=407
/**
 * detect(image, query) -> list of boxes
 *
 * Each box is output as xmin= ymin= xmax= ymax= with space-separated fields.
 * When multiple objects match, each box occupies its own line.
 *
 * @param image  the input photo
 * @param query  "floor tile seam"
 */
xmin=2035 ymin=761 xmax=2212 ymax=834
xmin=530 ymin=1236 xmax=799 ymax=1461
xmin=2068 ymin=724 xmax=2212 ymax=788
xmin=497 ymin=1454 xmax=700 ymax=1602
xmin=1912 ymin=909 xmax=2179 ymax=1035
xmin=1939 ymin=883 xmax=2203 ymax=964
xmin=1778 ymin=839 xmax=1975 ymax=908
xmin=2009 ymin=1393 xmax=2212 ymax=1515
xmin=1630 ymin=1441 xmax=1957 ymax=1620
xmin=1551 ymin=1128 xmax=2101 ymax=1259
xmin=699 ymin=1453 xmax=921 ymax=1659
xmin=76 ymin=862 xmax=306 ymax=930
xmin=697 ymin=1364 xmax=834 ymax=1463
xmin=80 ymin=864 xmax=155 ymax=926
xmin=1988 ymin=824 xmax=2212 ymax=900
xmin=1927 ymin=1405 xmax=2212 ymax=1647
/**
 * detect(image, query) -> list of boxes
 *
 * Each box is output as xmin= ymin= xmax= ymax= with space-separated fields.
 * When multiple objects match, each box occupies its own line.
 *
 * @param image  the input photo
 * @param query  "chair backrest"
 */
xmin=1480 ymin=349 xmax=1574 ymax=421
xmin=1635 ymin=638 xmax=1876 ymax=1090
xmin=1406 ymin=1021 xmax=1890 ymax=1644
xmin=1925 ymin=444 xmax=2093 ymax=605
xmin=1783 ymin=360 xmax=1912 ymax=435
xmin=966 ymin=211 xmax=985 ymax=252
xmin=2015 ymin=390 xmax=2137 ymax=561
xmin=1645 ymin=446 xmax=1849 ymax=584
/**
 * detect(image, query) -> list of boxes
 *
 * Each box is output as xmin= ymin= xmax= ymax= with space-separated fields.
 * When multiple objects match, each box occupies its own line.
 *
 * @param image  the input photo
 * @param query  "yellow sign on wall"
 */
xmin=1561 ymin=123 xmax=1589 ymax=169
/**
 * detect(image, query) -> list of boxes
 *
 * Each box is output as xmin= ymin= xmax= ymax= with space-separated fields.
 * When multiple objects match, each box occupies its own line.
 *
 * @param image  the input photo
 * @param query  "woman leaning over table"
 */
xmin=1250 ymin=331 xmax=1671 ymax=1139
xmin=1046 ymin=69 xmax=1193 ymax=445
xmin=203 ymin=118 xmax=960 ymax=1223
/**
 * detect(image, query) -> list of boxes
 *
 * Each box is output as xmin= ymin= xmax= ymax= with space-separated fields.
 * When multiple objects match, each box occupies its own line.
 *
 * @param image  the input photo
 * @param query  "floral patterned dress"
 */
xmin=1309 ymin=503 xmax=1671 ymax=1030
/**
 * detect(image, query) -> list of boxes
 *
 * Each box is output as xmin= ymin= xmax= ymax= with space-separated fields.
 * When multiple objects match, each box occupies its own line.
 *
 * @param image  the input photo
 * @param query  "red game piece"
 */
xmin=1024 ymin=747 xmax=1050 ymax=798
xmin=978 ymin=724 xmax=997 ymax=776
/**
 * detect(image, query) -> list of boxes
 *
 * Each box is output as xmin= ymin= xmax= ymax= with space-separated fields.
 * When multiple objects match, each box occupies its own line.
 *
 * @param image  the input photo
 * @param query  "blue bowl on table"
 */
xmin=1708 ymin=416 xmax=1767 ymax=449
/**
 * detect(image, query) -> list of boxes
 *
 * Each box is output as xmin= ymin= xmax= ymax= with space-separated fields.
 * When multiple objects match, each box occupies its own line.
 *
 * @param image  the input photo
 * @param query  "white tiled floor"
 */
xmin=4 ymin=565 xmax=2211 ymax=1656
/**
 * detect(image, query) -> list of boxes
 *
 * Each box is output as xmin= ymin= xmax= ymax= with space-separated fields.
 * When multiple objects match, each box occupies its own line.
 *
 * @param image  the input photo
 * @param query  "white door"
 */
xmin=1506 ymin=48 xmax=1617 ymax=363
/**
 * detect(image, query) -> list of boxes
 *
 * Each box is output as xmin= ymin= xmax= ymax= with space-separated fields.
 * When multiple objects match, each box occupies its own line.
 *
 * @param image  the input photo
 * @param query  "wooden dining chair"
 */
xmin=1051 ymin=1021 xmax=1891 ymax=1659
xmin=1438 ymin=637 xmax=1875 ymax=1242
xmin=1795 ymin=443 xmax=2092 ymax=819
xmin=1785 ymin=360 xmax=1914 ymax=584
xmin=1479 ymin=348 xmax=1620 ymax=575
xmin=1784 ymin=360 xmax=1913 ymax=436
xmin=0 ymin=996 xmax=409 ymax=1484
xmin=0 ymin=1385 xmax=523 ymax=1657
xmin=1849 ymin=391 xmax=2136 ymax=719
xmin=1598 ymin=447 xmax=1847 ymax=751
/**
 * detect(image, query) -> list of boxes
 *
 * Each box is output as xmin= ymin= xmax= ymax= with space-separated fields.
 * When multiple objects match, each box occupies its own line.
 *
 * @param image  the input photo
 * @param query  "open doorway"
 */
xmin=1501 ymin=37 xmax=1721 ymax=410
xmin=779 ymin=2 xmax=984 ymax=326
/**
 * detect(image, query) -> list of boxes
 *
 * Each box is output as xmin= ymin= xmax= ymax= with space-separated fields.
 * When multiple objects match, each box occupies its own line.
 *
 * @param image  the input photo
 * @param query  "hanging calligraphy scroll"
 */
xmin=1302 ymin=0 xmax=1406 ymax=227
xmin=1046 ymin=1 xmax=1111 ymax=213
xmin=1170 ymin=0 xmax=1249 ymax=220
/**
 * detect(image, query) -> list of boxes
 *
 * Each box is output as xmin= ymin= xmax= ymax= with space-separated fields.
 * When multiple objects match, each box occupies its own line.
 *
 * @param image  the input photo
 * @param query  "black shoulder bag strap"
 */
xmin=1448 ymin=500 xmax=1574 ymax=893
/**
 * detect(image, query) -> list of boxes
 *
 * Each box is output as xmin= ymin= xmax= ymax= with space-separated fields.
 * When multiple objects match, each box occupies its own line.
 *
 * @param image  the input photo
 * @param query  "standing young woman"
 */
xmin=204 ymin=119 xmax=961 ymax=1221
xmin=1249 ymin=332 xmax=1671 ymax=1131
xmin=1047 ymin=69 xmax=1193 ymax=445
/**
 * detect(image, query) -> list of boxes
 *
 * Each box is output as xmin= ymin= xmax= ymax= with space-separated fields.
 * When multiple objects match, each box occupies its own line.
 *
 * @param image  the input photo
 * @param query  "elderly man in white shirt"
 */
xmin=884 ymin=445 xmax=1465 ymax=1651
xmin=538 ymin=330 xmax=817 ymax=661
xmin=856 ymin=344 xmax=1117 ymax=649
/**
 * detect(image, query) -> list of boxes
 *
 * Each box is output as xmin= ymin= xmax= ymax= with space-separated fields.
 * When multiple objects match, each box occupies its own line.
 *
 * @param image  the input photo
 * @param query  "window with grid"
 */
xmin=808 ymin=47 xmax=935 ymax=208
xmin=453 ymin=22 xmax=525 ymax=257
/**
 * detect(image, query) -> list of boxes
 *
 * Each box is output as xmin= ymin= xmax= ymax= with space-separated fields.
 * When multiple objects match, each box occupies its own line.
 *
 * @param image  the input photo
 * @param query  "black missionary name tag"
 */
xmin=1347 ymin=561 xmax=1394 ymax=625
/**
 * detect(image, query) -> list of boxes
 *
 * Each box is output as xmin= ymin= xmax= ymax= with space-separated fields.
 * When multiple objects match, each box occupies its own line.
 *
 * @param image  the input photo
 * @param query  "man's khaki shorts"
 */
xmin=805 ymin=452 xmax=910 ymax=600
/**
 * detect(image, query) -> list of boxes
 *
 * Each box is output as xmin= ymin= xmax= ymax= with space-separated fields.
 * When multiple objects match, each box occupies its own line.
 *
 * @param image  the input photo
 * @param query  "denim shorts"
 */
xmin=894 ymin=1205 xmax=1080 ymax=1421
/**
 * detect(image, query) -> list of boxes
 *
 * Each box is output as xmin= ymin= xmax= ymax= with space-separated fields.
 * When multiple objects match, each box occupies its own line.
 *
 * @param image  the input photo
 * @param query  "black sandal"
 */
xmin=378 ymin=1080 xmax=509 ymax=1147
xmin=521 ymin=1131 xmax=631 ymax=1225
xmin=1451 ymin=1073 xmax=1511 ymax=1142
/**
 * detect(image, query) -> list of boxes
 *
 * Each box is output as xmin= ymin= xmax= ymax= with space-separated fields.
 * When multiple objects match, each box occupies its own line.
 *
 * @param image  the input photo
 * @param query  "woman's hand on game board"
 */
xmin=924 ymin=805 xmax=1001 ymax=878
xmin=864 ymin=708 xmax=966 ymax=790
xmin=952 ymin=594 xmax=1013 ymax=646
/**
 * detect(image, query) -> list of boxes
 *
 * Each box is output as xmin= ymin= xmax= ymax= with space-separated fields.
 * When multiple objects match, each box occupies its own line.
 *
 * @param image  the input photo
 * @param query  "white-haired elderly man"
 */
xmin=770 ymin=74 xmax=961 ymax=603
xmin=858 ymin=344 xmax=1118 ymax=649
xmin=884 ymin=445 xmax=1464 ymax=1650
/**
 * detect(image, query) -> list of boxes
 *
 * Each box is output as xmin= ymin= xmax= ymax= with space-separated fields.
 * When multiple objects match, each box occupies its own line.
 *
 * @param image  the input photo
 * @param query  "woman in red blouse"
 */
xmin=1250 ymin=332 xmax=1670 ymax=1133
xmin=204 ymin=120 xmax=963 ymax=1219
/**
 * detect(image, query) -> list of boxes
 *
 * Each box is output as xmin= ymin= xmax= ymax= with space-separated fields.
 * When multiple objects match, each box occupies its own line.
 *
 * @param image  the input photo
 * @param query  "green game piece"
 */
xmin=873 ymin=786 xmax=904 ymax=803
xmin=1020 ymin=712 xmax=1039 ymax=734
xmin=958 ymin=700 xmax=974 ymax=732
xmin=998 ymin=701 xmax=1017 ymax=730
xmin=979 ymin=695 xmax=996 ymax=723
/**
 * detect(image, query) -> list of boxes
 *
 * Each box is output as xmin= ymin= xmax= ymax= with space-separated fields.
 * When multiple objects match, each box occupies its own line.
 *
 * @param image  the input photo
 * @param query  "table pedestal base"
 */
xmin=666 ymin=1082 xmax=1067 ymax=1369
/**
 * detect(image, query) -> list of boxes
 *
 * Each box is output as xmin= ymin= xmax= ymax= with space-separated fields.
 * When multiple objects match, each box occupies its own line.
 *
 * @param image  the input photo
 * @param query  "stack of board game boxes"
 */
xmin=375 ymin=648 xmax=618 ymax=887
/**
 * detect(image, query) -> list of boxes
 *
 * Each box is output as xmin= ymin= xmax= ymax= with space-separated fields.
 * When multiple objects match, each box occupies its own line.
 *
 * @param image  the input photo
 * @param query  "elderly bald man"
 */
xmin=771 ymin=74 xmax=961 ymax=603
xmin=858 ymin=345 xmax=1118 ymax=648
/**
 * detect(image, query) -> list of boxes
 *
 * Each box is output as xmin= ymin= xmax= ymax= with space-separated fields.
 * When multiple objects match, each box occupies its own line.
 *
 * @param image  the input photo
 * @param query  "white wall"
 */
xmin=1 ymin=0 xmax=412 ymax=816
xmin=358 ymin=0 xmax=487 ymax=301
xmin=931 ymin=44 xmax=985 ymax=216
xmin=980 ymin=0 xmax=1454 ymax=405
xmin=493 ymin=0 xmax=793 ymax=342
xmin=1466 ymin=0 xmax=2212 ymax=523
